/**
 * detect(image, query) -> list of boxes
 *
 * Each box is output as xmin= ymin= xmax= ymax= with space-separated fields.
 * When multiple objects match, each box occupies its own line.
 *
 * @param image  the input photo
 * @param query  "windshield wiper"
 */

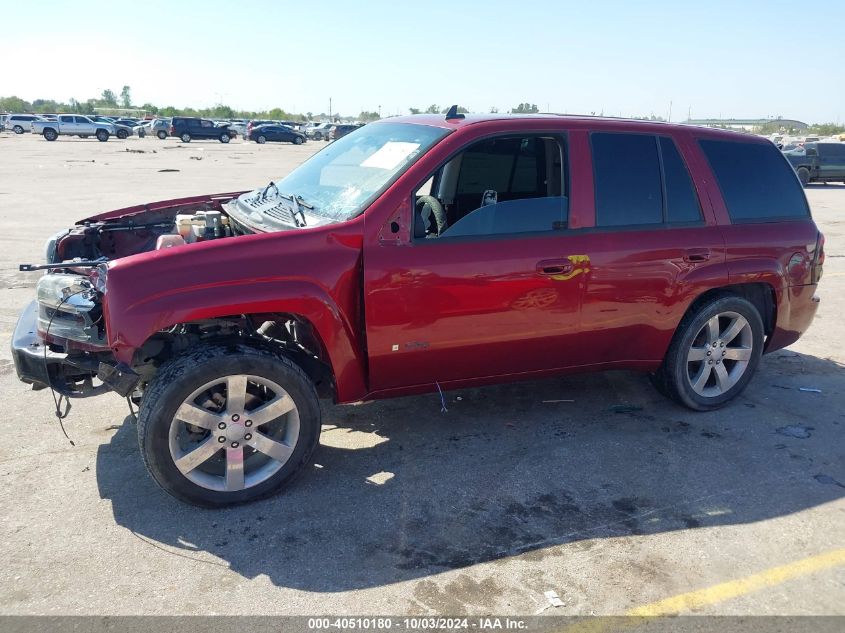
xmin=260 ymin=181 xmax=279 ymax=201
xmin=287 ymin=194 xmax=307 ymax=227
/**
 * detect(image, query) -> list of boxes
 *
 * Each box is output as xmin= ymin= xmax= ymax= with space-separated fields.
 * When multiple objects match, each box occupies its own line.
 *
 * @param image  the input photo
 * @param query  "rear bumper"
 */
xmin=11 ymin=301 xmax=138 ymax=398
xmin=766 ymin=284 xmax=820 ymax=352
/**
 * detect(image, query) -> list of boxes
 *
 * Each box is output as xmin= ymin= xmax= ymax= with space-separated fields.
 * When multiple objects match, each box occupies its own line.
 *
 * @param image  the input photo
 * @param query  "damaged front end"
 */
xmin=12 ymin=271 xmax=140 ymax=399
xmin=12 ymin=192 xmax=249 ymax=399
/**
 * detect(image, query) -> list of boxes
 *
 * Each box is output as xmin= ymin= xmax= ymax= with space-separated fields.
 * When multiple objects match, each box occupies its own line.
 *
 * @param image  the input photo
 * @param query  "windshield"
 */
xmin=273 ymin=122 xmax=449 ymax=222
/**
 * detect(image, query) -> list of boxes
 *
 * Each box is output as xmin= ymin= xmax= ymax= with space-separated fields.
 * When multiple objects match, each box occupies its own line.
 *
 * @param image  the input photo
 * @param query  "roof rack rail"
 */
xmin=445 ymin=105 xmax=465 ymax=121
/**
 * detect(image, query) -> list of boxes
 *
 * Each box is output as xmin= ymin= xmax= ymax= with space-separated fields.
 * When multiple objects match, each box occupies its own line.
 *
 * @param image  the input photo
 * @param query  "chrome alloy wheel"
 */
xmin=168 ymin=374 xmax=300 ymax=492
xmin=686 ymin=311 xmax=753 ymax=397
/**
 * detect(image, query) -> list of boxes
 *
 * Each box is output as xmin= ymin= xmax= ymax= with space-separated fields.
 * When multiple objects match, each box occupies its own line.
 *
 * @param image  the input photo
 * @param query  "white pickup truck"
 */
xmin=32 ymin=115 xmax=116 ymax=142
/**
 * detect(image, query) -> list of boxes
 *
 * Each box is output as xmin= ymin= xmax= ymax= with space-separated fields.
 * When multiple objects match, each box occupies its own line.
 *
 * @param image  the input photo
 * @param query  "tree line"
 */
xmin=3 ymin=90 xmax=843 ymax=134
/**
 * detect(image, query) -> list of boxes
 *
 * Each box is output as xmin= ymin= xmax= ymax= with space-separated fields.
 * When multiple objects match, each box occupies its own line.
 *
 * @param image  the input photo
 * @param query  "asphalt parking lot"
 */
xmin=0 ymin=131 xmax=843 ymax=617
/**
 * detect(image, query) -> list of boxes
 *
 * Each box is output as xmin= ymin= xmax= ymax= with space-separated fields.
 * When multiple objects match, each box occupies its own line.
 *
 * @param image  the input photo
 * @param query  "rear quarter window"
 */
xmin=699 ymin=139 xmax=810 ymax=222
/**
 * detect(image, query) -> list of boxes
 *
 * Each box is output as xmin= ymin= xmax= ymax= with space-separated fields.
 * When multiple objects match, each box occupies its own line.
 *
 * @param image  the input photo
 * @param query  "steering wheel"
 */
xmin=416 ymin=195 xmax=448 ymax=237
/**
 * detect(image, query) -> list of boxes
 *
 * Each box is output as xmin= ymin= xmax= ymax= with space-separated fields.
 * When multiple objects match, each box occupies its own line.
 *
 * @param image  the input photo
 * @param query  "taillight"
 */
xmin=812 ymin=232 xmax=825 ymax=283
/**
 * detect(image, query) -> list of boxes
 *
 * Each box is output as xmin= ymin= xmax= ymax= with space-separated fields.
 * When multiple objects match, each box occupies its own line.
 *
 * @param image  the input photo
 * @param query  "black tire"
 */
xmin=180 ymin=133 xmax=191 ymax=143
xmin=651 ymin=295 xmax=764 ymax=411
xmin=96 ymin=129 xmax=109 ymax=142
xmin=117 ymin=129 xmax=129 ymax=140
xmin=43 ymin=129 xmax=58 ymax=141
xmin=256 ymin=135 xmax=266 ymax=144
xmin=138 ymin=344 xmax=321 ymax=507
xmin=219 ymin=133 xmax=230 ymax=143
xmin=797 ymin=167 xmax=810 ymax=186
xmin=13 ymin=125 xmax=24 ymax=134
xmin=79 ymin=135 xmax=89 ymax=139
xmin=293 ymin=135 xmax=304 ymax=145
xmin=157 ymin=130 xmax=167 ymax=140
xmin=313 ymin=132 xmax=322 ymax=141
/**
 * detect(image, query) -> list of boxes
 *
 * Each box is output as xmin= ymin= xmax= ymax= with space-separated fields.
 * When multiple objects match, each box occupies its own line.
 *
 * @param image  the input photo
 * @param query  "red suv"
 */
xmin=13 ymin=111 xmax=823 ymax=506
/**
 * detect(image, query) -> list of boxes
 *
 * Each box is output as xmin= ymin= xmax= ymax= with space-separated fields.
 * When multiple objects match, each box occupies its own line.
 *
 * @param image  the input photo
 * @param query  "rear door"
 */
xmin=58 ymin=115 xmax=76 ymax=134
xmin=364 ymin=131 xmax=586 ymax=392
xmin=573 ymin=131 xmax=728 ymax=367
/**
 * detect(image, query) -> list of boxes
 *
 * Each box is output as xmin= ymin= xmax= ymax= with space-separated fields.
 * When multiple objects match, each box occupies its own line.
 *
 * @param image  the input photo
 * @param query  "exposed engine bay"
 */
xmin=52 ymin=187 xmax=324 ymax=264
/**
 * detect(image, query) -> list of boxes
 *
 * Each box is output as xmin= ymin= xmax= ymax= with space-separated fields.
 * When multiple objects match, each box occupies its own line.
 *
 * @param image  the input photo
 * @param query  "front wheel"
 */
xmin=219 ymin=133 xmax=230 ymax=143
xmin=43 ymin=129 xmax=58 ymax=141
xmin=13 ymin=125 xmax=24 ymax=134
xmin=96 ymin=129 xmax=109 ymax=142
xmin=313 ymin=132 xmax=322 ymax=141
xmin=797 ymin=167 xmax=810 ymax=186
xmin=138 ymin=345 xmax=321 ymax=507
xmin=652 ymin=295 xmax=763 ymax=411
xmin=157 ymin=130 xmax=167 ymax=140
xmin=116 ymin=129 xmax=129 ymax=140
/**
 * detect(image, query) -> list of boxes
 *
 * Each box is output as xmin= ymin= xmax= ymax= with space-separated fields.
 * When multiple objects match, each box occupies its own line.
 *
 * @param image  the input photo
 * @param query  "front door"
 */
xmin=363 ymin=133 xmax=587 ymax=392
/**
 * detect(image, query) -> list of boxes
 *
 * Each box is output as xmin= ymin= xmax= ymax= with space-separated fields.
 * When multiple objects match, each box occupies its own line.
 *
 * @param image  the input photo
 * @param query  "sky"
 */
xmin=1 ymin=0 xmax=843 ymax=123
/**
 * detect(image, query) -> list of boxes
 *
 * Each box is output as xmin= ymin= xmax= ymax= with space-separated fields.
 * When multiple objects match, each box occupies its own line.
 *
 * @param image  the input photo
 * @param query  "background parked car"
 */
xmin=330 ymin=123 xmax=364 ymax=141
xmin=249 ymin=124 xmax=306 ymax=145
xmin=5 ymin=114 xmax=44 ymax=134
xmin=785 ymin=142 xmax=845 ymax=185
xmin=227 ymin=119 xmax=248 ymax=139
xmin=150 ymin=118 xmax=171 ymax=139
xmin=246 ymin=120 xmax=277 ymax=139
xmin=112 ymin=119 xmax=141 ymax=139
xmin=169 ymin=117 xmax=237 ymax=143
xmin=32 ymin=115 xmax=115 ymax=141
xmin=306 ymin=121 xmax=334 ymax=140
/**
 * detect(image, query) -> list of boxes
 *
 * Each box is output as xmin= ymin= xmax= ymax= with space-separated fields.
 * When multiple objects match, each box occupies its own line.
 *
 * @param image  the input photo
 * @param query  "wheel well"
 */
xmin=133 ymin=313 xmax=336 ymax=400
xmin=687 ymin=283 xmax=776 ymax=337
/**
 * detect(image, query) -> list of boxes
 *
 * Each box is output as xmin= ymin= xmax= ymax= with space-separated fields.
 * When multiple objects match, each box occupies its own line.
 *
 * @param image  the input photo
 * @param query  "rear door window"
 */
xmin=660 ymin=137 xmax=703 ymax=223
xmin=592 ymin=133 xmax=663 ymax=226
xmin=699 ymin=139 xmax=810 ymax=221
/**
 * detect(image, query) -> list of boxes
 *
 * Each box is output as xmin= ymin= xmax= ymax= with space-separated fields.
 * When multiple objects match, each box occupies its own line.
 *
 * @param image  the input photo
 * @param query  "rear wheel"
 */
xmin=79 ymin=134 xmax=89 ymax=139
xmin=116 ymin=129 xmax=129 ymax=140
xmin=256 ymin=135 xmax=267 ymax=144
xmin=43 ymin=129 xmax=58 ymax=141
xmin=157 ymin=130 xmax=167 ymax=140
xmin=138 ymin=345 xmax=321 ymax=507
xmin=652 ymin=295 xmax=763 ymax=411
xmin=797 ymin=167 xmax=810 ymax=186
xmin=96 ymin=129 xmax=109 ymax=142
xmin=180 ymin=133 xmax=191 ymax=143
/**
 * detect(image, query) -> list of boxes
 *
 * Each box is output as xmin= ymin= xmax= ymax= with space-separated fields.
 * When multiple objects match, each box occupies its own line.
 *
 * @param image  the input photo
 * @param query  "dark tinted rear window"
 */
xmin=699 ymin=139 xmax=809 ymax=221
xmin=660 ymin=137 xmax=702 ymax=223
xmin=820 ymin=143 xmax=845 ymax=158
xmin=592 ymin=133 xmax=662 ymax=226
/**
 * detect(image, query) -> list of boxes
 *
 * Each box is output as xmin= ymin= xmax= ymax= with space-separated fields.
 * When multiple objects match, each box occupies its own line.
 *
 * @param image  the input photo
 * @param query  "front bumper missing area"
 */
xmin=11 ymin=300 xmax=139 ymax=398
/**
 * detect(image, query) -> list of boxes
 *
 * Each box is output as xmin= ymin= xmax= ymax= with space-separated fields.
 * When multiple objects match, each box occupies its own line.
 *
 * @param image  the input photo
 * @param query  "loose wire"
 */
xmin=42 ymin=288 xmax=92 ymax=446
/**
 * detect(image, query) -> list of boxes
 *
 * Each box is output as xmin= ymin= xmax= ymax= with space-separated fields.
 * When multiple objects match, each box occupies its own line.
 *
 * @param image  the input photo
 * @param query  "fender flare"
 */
xmin=106 ymin=279 xmax=368 ymax=402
